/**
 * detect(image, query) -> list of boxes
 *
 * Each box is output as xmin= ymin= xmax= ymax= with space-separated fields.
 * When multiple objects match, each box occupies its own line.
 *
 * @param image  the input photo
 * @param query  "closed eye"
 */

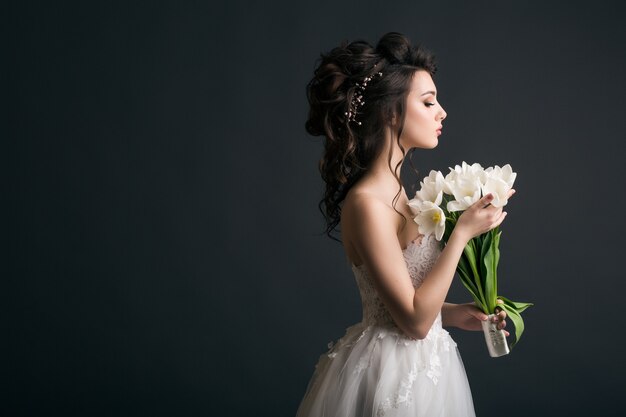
xmin=425 ymin=102 xmax=435 ymax=107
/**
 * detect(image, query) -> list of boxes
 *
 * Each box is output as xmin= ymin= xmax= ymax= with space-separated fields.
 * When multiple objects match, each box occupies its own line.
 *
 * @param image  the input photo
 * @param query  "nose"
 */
xmin=439 ymin=106 xmax=447 ymax=121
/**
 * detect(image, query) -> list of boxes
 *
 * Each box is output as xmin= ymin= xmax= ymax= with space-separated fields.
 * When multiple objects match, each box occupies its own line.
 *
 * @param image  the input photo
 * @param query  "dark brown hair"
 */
xmin=305 ymin=32 xmax=437 ymax=242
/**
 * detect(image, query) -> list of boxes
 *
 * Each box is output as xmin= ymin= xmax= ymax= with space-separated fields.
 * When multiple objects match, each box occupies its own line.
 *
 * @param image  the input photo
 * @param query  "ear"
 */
xmin=387 ymin=110 xmax=398 ymax=128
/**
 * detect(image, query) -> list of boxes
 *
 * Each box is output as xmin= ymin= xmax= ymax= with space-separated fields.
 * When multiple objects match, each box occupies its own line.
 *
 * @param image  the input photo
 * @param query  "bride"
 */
xmin=296 ymin=32 xmax=516 ymax=416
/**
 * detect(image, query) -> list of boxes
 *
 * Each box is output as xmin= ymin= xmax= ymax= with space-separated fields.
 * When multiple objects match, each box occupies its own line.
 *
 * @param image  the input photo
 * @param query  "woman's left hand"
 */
xmin=455 ymin=299 xmax=509 ymax=337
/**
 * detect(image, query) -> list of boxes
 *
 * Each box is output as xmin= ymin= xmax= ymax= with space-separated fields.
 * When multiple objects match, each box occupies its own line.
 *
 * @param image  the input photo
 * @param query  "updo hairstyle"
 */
xmin=305 ymin=32 xmax=438 ymax=241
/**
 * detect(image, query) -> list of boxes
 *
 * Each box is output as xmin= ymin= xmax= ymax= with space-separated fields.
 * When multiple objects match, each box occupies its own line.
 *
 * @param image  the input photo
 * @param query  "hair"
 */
xmin=305 ymin=32 xmax=438 ymax=242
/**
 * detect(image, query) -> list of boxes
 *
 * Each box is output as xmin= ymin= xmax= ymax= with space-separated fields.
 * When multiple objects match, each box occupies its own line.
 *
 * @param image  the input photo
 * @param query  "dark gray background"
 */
xmin=6 ymin=1 xmax=626 ymax=416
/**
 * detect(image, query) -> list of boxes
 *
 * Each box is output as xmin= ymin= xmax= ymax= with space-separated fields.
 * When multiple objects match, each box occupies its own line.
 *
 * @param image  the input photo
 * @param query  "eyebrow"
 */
xmin=420 ymin=90 xmax=437 ymax=96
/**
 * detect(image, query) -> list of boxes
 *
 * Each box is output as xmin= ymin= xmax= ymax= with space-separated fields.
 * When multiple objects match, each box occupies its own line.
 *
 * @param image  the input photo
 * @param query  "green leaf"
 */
xmin=497 ymin=295 xmax=534 ymax=314
xmin=475 ymin=233 xmax=484 ymax=252
xmin=495 ymin=294 xmax=534 ymax=350
xmin=499 ymin=302 xmax=525 ymax=350
xmin=479 ymin=231 xmax=492 ymax=292
xmin=494 ymin=230 xmax=501 ymax=277
xmin=457 ymin=255 xmax=478 ymax=292
xmin=463 ymin=241 xmax=485 ymax=303
xmin=483 ymin=230 xmax=498 ymax=314
xmin=457 ymin=265 xmax=486 ymax=313
xmin=442 ymin=214 xmax=457 ymax=244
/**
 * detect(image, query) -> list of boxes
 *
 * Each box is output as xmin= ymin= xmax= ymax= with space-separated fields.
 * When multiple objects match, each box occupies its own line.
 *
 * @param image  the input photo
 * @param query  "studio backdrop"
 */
xmin=7 ymin=1 xmax=626 ymax=416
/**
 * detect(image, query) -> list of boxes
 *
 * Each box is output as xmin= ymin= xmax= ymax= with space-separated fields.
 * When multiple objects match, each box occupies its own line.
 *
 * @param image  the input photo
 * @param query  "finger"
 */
xmin=504 ymin=330 xmax=510 ymax=337
xmin=493 ymin=211 xmax=508 ymax=227
xmin=471 ymin=307 xmax=488 ymax=321
xmin=493 ymin=310 xmax=506 ymax=322
xmin=480 ymin=193 xmax=494 ymax=209
xmin=485 ymin=208 xmax=503 ymax=228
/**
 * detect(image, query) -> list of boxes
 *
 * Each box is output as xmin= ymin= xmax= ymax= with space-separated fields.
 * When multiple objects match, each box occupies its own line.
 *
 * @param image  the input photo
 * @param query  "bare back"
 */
xmin=340 ymin=182 xmax=423 ymax=267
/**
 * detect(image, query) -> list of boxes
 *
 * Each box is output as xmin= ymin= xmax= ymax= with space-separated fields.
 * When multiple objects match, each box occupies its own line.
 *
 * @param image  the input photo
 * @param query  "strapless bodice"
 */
xmin=350 ymin=234 xmax=443 ymax=331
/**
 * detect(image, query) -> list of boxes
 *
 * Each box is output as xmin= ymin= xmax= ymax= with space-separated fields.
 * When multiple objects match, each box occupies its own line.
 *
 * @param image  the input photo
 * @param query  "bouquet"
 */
xmin=408 ymin=161 xmax=533 ymax=357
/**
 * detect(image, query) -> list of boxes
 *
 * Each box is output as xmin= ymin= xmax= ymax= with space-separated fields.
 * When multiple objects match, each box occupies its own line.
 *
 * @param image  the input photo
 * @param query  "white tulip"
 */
xmin=446 ymin=177 xmax=483 ymax=212
xmin=485 ymin=164 xmax=517 ymax=187
xmin=409 ymin=162 xmax=516 ymax=238
xmin=482 ymin=164 xmax=517 ymax=208
xmin=408 ymin=170 xmax=446 ymax=214
xmin=407 ymin=198 xmax=421 ymax=215
xmin=443 ymin=161 xmax=485 ymax=195
xmin=444 ymin=161 xmax=484 ymax=212
xmin=412 ymin=191 xmax=446 ymax=241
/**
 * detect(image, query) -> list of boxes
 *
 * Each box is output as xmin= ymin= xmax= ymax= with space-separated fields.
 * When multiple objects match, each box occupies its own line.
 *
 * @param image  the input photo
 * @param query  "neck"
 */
xmin=362 ymin=127 xmax=408 ymax=197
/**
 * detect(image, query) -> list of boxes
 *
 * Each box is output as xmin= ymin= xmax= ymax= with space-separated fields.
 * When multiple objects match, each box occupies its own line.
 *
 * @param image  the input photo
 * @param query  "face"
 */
xmin=398 ymin=70 xmax=447 ymax=149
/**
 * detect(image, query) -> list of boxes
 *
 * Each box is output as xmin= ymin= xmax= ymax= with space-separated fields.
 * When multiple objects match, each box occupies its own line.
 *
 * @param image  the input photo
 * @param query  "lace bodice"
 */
xmin=350 ymin=233 xmax=443 ymax=332
xmin=298 ymin=233 xmax=471 ymax=417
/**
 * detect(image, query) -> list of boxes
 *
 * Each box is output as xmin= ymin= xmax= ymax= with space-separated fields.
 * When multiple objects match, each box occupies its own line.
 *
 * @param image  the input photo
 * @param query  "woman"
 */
xmin=296 ymin=32 xmax=515 ymax=416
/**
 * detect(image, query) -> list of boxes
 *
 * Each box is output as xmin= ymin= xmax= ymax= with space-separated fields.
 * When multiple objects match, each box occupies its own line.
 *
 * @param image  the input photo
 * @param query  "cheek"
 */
xmin=406 ymin=109 xmax=428 ymax=135
xmin=407 ymin=105 xmax=428 ymax=123
xmin=403 ymin=119 xmax=424 ymax=143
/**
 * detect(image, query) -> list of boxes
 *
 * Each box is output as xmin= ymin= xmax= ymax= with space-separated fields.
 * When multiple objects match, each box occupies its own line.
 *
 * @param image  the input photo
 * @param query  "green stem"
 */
xmin=463 ymin=239 xmax=486 ymax=309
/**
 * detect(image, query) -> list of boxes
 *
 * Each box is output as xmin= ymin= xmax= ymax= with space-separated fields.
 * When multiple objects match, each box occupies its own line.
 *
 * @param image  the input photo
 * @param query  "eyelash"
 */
xmin=425 ymin=102 xmax=435 ymax=107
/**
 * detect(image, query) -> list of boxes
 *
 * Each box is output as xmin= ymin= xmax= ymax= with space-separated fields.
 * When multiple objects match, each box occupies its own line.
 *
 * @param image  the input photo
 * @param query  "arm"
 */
xmin=442 ymin=301 xmax=509 ymax=335
xmin=411 ymin=231 xmax=469 ymax=337
xmin=344 ymin=191 xmax=512 ymax=339
xmin=444 ymin=302 xmax=485 ymax=330
xmin=343 ymin=195 xmax=469 ymax=340
xmin=441 ymin=302 xmax=459 ymax=328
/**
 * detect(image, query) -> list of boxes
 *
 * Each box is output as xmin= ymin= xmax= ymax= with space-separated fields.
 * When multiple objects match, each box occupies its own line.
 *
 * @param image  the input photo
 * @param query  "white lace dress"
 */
xmin=296 ymin=234 xmax=476 ymax=417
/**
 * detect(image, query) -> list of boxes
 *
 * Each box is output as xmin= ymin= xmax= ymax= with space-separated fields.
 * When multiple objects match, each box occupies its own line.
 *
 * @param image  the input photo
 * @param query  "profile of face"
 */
xmin=398 ymin=70 xmax=447 ymax=149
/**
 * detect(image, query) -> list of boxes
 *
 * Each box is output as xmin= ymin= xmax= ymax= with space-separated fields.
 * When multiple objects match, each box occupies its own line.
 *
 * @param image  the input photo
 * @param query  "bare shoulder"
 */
xmin=340 ymin=186 xmax=425 ymax=339
xmin=342 ymin=190 xmax=398 ymax=232
xmin=341 ymin=188 xmax=402 ymax=265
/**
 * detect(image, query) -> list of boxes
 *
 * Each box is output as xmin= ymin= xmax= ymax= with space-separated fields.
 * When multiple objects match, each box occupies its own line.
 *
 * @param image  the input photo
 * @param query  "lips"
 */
xmin=436 ymin=126 xmax=442 ymax=135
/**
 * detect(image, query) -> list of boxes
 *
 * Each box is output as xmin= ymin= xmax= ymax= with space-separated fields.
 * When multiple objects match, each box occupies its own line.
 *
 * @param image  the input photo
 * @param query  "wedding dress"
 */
xmin=295 ymin=233 xmax=476 ymax=417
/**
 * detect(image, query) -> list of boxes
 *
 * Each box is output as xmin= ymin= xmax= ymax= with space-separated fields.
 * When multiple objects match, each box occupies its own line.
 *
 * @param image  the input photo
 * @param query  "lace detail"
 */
xmin=351 ymin=234 xmax=443 ymax=327
xmin=298 ymin=233 xmax=473 ymax=417
xmin=376 ymin=361 xmax=418 ymax=416
xmin=346 ymin=233 xmax=457 ymax=391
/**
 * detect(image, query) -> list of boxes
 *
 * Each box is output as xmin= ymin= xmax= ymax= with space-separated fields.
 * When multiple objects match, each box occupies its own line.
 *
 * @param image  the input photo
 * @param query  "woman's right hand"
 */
xmin=453 ymin=188 xmax=516 ymax=242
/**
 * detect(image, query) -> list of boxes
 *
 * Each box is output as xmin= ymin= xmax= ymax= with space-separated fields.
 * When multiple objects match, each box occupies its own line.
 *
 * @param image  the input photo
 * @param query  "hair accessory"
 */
xmin=345 ymin=71 xmax=383 ymax=125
